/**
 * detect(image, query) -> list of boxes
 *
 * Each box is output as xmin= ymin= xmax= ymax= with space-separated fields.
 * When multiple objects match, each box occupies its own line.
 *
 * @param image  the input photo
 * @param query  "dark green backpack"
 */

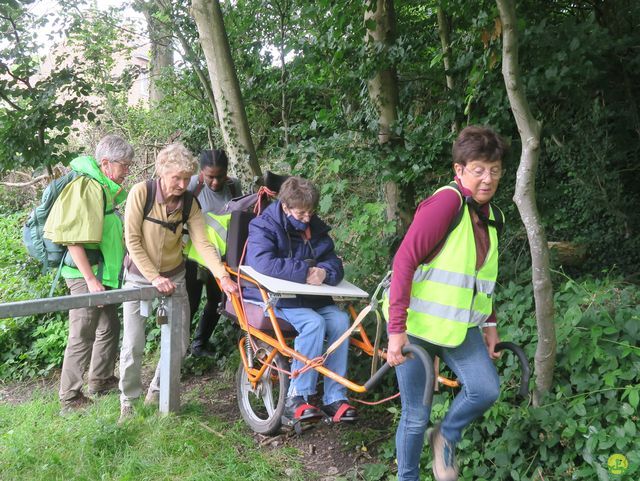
xmin=22 ymin=171 xmax=83 ymax=272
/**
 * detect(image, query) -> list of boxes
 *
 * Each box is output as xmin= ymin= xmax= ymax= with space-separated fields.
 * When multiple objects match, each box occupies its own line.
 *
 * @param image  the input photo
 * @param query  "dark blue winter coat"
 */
xmin=243 ymin=200 xmax=344 ymax=308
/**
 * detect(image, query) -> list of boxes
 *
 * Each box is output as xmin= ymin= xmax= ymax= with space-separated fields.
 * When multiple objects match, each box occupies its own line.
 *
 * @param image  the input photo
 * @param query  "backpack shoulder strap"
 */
xmin=489 ymin=203 xmax=505 ymax=236
xmin=82 ymin=175 xmax=110 ymax=215
xmin=443 ymin=181 xmax=465 ymax=236
xmin=182 ymin=190 xmax=195 ymax=225
xmin=142 ymin=180 xmax=198 ymax=233
xmin=143 ymin=179 xmax=156 ymax=220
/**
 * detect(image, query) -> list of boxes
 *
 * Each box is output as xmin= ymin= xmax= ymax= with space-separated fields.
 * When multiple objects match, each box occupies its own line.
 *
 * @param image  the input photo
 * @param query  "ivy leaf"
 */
xmin=318 ymin=194 xmax=333 ymax=214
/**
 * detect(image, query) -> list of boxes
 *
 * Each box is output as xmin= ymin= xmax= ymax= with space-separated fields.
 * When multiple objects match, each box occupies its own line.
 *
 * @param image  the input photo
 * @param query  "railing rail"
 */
xmin=0 ymin=286 xmax=183 ymax=414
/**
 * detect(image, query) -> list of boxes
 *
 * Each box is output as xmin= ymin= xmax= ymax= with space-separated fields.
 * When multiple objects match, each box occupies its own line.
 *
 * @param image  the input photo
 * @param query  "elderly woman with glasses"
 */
xmin=118 ymin=142 xmax=237 ymax=423
xmin=386 ymin=125 xmax=508 ymax=481
xmin=243 ymin=176 xmax=358 ymax=426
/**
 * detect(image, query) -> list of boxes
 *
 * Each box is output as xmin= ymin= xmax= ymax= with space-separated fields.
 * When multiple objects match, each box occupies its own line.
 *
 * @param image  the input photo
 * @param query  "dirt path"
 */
xmin=183 ymin=371 xmax=394 ymax=480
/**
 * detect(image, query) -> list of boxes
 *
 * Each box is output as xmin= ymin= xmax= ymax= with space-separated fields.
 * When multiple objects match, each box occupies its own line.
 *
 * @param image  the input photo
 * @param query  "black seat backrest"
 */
xmin=225 ymin=210 xmax=256 ymax=269
xmin=225 ymin=172 xmax=289 ymax=269
xmin=264 ymin=171 xmax=289 ymax=193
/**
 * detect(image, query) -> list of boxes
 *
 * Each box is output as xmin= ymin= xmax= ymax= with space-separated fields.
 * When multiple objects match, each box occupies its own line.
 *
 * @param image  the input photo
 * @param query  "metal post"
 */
xmin=159 ymin=295 xmax=182 ymax=414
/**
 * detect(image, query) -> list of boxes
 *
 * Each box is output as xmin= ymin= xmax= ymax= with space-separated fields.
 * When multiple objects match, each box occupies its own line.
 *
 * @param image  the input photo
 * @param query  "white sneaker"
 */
xmin=118 ymin=403 xmax=134 ymax=425
xmin=428 ymin=423 xmax=459 ymax=481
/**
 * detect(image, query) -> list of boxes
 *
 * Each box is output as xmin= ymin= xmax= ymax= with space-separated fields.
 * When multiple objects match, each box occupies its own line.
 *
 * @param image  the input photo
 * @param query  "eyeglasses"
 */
xmin=287 ymin=207 xmax=315 ymax=218
xmin=110 ymin=159 xmax=133 ymax=168
xmin=462 ymin=166 xmax=505 ymax=180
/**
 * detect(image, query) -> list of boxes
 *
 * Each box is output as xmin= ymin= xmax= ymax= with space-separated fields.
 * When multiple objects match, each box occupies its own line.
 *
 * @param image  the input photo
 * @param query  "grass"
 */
xmin=0 ymin=384 xmax=306 ymax=481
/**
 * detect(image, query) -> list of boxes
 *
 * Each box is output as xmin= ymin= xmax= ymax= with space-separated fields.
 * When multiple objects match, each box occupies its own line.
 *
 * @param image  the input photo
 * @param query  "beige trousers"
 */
xmin=59 ymin=278 xmax=120 ymax=403
xmin=118 ymin=271 xmax=189 ymax=406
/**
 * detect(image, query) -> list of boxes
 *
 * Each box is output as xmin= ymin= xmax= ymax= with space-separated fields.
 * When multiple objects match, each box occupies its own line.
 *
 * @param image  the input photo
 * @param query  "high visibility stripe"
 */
xmin=413 ymin=267 xmax=496 ymax=296
xmin=204 ymin=214 xmax=228 ymax=240
xmin=408 ymin=297 xmax=489 ymax=325
xmin=413 ymin=267 xmax=475 ymax=289
xmin=475 ymin=278 xmax=495 ymax=294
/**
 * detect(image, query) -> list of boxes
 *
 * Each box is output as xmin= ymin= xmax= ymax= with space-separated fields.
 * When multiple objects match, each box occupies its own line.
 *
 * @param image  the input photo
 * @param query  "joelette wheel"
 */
xmin=236 ymin=345 xmax=289 ymax=435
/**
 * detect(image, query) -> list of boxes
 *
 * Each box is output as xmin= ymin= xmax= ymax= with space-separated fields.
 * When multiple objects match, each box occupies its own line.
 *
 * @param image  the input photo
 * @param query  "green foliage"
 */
xmin=0 ymin=185 xmax=36 ymax=215
xmin=0 ymin=2 xmax=94 ymax=171
xmin=280 ymin=133 xmax=396 ymax=289
xmin=0 ymin=212 xmax=69 ymax=380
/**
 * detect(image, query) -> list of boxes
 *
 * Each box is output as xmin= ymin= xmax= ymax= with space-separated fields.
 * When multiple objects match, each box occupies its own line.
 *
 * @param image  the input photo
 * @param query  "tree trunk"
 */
xmin=142 ymin=2 xmax=174 ymax=104
xmin=436 ymin=4 xmax=459 ymax=133
xmin=497 ymin=0 xmax=556 ymax=405
xmin=191 ymin=0 xmax=262 ymax=184
xmin=279 ymin=9 xmax=289 ymax=147
xmin=365 ymin=0 xmax=404 ymax=229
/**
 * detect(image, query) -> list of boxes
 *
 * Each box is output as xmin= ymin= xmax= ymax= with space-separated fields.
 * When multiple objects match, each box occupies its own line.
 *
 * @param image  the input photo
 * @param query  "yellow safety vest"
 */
xmin=384 ymin=187 xmax=502 ymax=347
xmin=184 ymin=212 xmax=230 ymax=265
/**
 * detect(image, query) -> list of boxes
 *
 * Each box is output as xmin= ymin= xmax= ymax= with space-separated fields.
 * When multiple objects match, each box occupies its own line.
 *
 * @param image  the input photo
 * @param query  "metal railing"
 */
xmin=0 ymin=286 xmax=184 ymax=414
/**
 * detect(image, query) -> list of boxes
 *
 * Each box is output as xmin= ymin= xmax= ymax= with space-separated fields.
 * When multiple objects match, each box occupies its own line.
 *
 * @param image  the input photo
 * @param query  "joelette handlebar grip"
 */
xmin=364 ymin=344 xmax=434 ymax=407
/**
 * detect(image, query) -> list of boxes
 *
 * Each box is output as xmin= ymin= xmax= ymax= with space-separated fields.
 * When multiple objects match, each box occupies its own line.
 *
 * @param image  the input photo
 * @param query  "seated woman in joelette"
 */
xmin=244 ymin=176 xmax=357 ymax=424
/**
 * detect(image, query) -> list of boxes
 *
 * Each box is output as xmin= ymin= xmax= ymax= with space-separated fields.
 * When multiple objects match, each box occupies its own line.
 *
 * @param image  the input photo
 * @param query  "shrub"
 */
xmin=0 ymin=212 xmax=69 ymax=380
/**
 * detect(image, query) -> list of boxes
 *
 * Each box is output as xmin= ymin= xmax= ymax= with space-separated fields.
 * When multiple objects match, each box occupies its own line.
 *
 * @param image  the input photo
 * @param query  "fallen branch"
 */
xmin=198 ymin=421 xmax=224 ymax=438
xmin=0 ymin=174 xmax=48 ymax=187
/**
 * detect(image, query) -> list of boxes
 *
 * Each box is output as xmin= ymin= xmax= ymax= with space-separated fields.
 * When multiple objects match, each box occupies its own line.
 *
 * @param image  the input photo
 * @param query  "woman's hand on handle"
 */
xmin=387 ymin=332 xmax=409 ymax=367
xmin=483 ymin=326 xmax=502 ymax=360
xmin=152 ymin=275 xmax=176 ymax=295
xmin=219 ymin=276 xmax=239 ymax=297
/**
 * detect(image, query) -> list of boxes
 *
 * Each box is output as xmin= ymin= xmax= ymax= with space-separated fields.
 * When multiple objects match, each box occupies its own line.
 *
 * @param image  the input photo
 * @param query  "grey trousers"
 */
xmin=118 ymin=271 xmax=189 ymax=406
xmin=59 ymin=278 xmax=120 ymax=403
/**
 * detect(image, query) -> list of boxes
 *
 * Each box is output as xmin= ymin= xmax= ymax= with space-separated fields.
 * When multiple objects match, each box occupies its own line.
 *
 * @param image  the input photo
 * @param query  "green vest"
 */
xmin=385 ymin=186 xmax=502 ymax=347
xmin=184 ymin=212 xmax=230 ymax=265
xmin=60 ymin=156 xmax=127 ymax=289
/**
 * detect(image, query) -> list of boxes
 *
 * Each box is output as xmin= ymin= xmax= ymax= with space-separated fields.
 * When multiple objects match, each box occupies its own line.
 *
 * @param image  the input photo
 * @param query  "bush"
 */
xmin=0 ymin=212 xmax=69 ymax=380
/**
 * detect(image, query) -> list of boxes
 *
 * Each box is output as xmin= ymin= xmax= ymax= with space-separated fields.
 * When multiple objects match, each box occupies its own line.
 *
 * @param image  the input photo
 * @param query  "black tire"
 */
xmin=236 ymin=345 xmax=289 ymax=435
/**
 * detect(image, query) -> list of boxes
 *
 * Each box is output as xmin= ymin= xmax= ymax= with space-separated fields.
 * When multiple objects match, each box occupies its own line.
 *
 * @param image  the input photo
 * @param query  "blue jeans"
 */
xmin=274 ymin=304 xmax=350 ymax=406
xmin=395 ymin=327 xmax=500 ymax=481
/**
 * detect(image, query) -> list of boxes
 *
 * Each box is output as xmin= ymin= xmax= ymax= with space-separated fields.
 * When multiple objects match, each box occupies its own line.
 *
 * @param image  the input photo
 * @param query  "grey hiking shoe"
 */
xmin=428 ymin=423 xmax=459 ymax=481
xmin=144 ymin=389 xmax=159 ymax=407
xmin=60 ymin=393 xmax=93 ymax=417
xmin=118 ymin=403 xmax=134 ymax=425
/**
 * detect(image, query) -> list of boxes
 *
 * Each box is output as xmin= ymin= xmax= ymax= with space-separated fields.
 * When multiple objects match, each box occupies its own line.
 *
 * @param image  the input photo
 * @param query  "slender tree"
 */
xmin=191 ymin=0 xmax=261 ymax=183
xmin=497 ymin=0 xmax=556 ymax=405
xmin=364 ymin=0 xmax=405 ymax=230
xmin=134 ymin=0 xmax=174 ymax=104
xmin=436 ymin=3 xmax=458 ymax=133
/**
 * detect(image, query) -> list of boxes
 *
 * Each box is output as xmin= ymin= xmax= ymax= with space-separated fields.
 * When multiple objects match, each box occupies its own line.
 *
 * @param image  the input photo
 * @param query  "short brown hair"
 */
xmin=279 ymin=176 xmax=319 ymax=211
xmin=452 ymin=125 xmax=508 ymax=166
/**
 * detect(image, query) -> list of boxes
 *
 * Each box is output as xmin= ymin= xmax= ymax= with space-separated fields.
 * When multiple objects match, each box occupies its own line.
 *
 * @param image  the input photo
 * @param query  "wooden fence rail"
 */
xmin=0 ymin=286 xmax=183 ymax=414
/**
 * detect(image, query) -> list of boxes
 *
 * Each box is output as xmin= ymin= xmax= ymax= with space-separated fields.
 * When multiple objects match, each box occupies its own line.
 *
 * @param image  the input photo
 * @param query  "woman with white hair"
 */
xmin=118 ymin=142 xmax=237 ymax=423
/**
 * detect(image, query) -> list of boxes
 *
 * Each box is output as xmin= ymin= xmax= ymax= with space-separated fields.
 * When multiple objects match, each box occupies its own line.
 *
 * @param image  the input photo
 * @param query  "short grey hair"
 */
xmin=95 ymin=135 xmax=134 ymax=163
xmin=155 ymin=142 xmax=198 ymax=176
xmin=279 ymin=176 xmax=319 ymax=210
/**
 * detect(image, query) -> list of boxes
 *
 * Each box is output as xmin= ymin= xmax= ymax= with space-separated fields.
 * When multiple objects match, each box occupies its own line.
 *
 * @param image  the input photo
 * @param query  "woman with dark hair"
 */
xmin=387 ymin=125 xmax=508 ymax=481
xmin=184 ymin=149 xmax=242 ymax=357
